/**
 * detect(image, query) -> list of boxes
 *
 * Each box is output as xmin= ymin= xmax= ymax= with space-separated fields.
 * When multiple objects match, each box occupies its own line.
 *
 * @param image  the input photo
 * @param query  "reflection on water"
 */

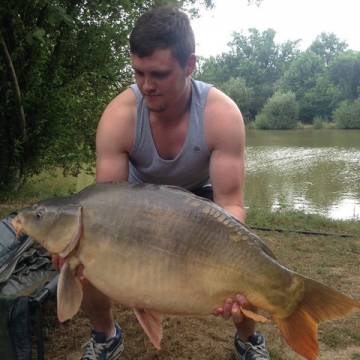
xmin=245 ymin=130 xmax=360 ymax=220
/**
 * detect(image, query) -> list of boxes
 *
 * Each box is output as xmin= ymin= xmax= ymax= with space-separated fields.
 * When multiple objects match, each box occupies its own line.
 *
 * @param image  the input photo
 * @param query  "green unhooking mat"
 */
xmin=0 ymin=214 xmax=57 ymax=360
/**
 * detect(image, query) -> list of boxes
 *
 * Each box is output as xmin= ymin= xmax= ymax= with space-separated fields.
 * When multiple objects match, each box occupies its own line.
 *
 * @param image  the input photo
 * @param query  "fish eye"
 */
xmin=35 ymin=208 xmax=45 ymax=220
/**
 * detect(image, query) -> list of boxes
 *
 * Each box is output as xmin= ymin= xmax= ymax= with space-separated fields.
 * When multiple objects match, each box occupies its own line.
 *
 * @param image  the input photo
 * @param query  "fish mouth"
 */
xmin=11 ymin=216 xmax=24 ymax=242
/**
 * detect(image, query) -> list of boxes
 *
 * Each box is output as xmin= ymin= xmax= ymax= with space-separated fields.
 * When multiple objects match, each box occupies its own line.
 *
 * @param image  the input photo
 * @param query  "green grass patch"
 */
xmin=350 ymin=331 xmax=360 ymax=343
xmin=322 ymin=331 xmax=343 ymax=348
xmin=247 ymin=206 xmax=360 ymax=237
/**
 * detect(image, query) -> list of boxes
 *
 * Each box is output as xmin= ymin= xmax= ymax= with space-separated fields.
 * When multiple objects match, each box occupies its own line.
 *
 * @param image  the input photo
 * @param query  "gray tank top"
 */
xmin=128 ymin=78 xmax=213 ymax=190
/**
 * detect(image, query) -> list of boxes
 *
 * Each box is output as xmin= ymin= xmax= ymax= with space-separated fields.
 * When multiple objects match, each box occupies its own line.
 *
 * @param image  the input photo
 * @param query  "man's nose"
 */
xmin=143 ymin=76 xmax=156 ymax=92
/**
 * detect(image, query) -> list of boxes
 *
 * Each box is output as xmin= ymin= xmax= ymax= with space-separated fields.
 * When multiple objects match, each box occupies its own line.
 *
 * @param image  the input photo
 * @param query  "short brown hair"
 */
xmin=130 ymin=6 xmax=195 ymax=67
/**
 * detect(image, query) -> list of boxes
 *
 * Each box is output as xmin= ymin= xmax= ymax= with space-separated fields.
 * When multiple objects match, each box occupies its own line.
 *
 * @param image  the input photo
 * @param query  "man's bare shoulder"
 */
xmin=205 ymin=87 xmax=241 ymax=117
xmin=204 ymin=87 xmax=245 ymax=149
xmin=101 ymin=88 xmax=137 ymax=124
xmin=97 ymin=88 xmax=137 ymax=154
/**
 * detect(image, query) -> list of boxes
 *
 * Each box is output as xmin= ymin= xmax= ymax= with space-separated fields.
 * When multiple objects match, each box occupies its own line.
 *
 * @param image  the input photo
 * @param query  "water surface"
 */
xmin=245 ymin=130 xmax=360 ymax=220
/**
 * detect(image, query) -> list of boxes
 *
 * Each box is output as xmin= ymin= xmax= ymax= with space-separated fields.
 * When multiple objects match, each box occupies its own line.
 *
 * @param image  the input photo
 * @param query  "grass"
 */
xmin=0 ymin=186 xmax=75 ymax=219
xmin=322 ymin=332 xmax=343 ymax=348
xmin=246 ymin=205 xmax=360 ymax=236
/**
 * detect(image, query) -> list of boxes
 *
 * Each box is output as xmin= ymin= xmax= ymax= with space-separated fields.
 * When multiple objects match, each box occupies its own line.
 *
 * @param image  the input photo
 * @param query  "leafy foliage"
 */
xmin=309 ymin=32 xmax=348 ymax=65
xmin=218 ymin=77 xmax=255 ymax=123
xmin=255 ymin=92 xmax=299 ymax=130
xmin=313 ymin=116 xmax=325 ymax=129
xmin=195 ymin=28 xmax=300 ymax=119
xmin=329 ymin=51 xmax=360 ymax=101
xmin=333 ymin=98 xmax=360 ymax=129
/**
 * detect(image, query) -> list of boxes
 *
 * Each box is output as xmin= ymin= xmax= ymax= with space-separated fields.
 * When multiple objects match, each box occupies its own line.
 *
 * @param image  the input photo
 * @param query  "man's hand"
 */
xmin=51 ymin=254 xmax=89 ymax=284
xmin=213 ymin=294 xmax=249 ymax=324
xmin=51 ymin=254 xmax=65 ymax=272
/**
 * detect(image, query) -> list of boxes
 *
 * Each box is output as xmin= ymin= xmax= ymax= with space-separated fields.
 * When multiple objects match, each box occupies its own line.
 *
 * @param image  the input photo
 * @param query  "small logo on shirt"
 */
xmin=193 ymin=146 xmax=200 ymax=152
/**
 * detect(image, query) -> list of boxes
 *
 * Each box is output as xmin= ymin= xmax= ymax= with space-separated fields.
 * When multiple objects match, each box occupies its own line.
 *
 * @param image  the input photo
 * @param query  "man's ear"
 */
xmin=186 ymin=53 xmax=197 ymax=76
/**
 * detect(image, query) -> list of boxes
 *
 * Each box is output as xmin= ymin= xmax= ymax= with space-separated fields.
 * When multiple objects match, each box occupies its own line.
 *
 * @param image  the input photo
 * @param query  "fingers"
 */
xmin=52 ymin=255 xmax=90 ymax=284
xmin=51 ymin=254 xmax=58 ymax=271
xmin=213 ymin=307 xmax=223 ymax=317
xmin=213 ymin=297 xmax=232 ymax=318
xmin=231 ymin=298 xmax=244 ymax=323
xmin=213 ymin=294 xmax=250 ymax=324
xmin=235 ymin=294 xmax=250 ymax=309
xmin=76 ymin=264 xmax=90 ymax=284
xmin=51 ymin=254 xmax=65 ymax=272
xmin=221 ymin=297 xmax=234 ymax=320
xmin=232 ymin=294 xmax=253 ymax=323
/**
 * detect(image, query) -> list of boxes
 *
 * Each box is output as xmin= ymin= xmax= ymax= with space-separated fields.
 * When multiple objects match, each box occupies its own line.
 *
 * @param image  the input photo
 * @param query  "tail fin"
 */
xmin=273 ymin=276 xmax=360 ymax=360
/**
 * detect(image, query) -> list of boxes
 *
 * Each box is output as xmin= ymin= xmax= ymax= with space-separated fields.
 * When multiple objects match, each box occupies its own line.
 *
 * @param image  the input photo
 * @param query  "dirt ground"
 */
xmin=35 ymin=230 xmax=360 ymax=360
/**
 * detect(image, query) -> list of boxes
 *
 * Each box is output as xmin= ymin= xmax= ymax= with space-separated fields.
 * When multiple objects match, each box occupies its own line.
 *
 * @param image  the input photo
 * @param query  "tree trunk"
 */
xmin=0 ymin=37 xmax=27 ymax=142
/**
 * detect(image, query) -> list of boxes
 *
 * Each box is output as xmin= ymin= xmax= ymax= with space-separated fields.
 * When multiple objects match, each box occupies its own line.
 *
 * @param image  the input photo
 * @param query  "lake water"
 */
xmin=244 ymin=129 xmax=360 ymax=220
xmin=25 ymin=129 xmax=360 ymax=221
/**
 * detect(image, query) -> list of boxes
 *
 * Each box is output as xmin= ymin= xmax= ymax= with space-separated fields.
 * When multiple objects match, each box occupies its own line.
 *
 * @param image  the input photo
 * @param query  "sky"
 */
xmin=190 ymin=0 xmax=360 ymax=57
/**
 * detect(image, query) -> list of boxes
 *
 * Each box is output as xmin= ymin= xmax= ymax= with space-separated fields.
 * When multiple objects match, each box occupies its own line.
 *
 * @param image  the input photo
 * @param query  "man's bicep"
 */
xmin=210 ymin=149 xmax=246 ymax=222
xmin=96 ymin=122 xmax=130 ymax=182
xmin=96 ymin=153 xmax=129 ymax=183
xmin=95 ymin=92 xmax=135 ymax=183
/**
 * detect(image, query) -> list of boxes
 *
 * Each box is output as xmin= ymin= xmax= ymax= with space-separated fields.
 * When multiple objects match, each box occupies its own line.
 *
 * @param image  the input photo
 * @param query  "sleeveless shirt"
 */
xmin=128 ymin=78 xmax=213 ymax=191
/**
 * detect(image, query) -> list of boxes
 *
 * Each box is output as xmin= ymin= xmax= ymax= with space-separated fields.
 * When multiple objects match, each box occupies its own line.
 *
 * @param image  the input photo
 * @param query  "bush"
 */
xmin=254 ymin=92 xmax=299 ymax=130
xmin=253 ymin=113 xmax=270 ymax=129
xmin=333 ymin=98 xmax=360 ymax=129
xmin=313 ymin=116 xmax=325 ymax=129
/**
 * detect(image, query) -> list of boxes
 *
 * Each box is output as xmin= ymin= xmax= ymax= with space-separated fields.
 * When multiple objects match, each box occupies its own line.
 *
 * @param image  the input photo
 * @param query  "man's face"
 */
xmin=131 ymin=48 xmax=195 ymax=113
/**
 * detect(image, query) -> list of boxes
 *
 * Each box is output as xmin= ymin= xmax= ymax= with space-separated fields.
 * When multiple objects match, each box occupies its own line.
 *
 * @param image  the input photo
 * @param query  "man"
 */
xmin=54 ymin=6 xmax=270 ymax=360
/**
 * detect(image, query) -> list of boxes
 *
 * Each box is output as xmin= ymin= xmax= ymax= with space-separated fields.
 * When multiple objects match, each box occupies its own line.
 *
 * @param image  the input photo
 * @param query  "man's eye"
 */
xmin=153 ymin=72 xmax=169 ymax=79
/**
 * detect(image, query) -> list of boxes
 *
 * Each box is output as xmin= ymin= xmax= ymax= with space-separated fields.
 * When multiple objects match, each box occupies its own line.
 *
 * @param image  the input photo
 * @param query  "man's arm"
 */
xmin=205 ymin=87 xmax=246 ymax=223
xmin=95 ymin=88 xmax=136 ymax=183
xmin=205 ymin=87 xmax=247 ymax=323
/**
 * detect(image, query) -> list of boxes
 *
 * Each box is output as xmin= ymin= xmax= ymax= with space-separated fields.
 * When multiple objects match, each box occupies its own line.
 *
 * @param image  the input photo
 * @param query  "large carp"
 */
xmin=12 ymin=182 xmax=360 ymax=360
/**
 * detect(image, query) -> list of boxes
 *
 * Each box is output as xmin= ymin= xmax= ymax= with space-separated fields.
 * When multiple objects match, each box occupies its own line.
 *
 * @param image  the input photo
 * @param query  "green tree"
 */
xmin=333 ymin=98 xmax=360 ymax=129
xmin=309 ymin=32 xmax=347 ymax=66
xmin=194 ymin=53 xmax=235 ymax=86
xmin=218 ymin=77 xmax=255 ymax=123
xmin=0 ymin=0 xmax=214 ymax=190
xmin=255 ymin=92 xmax=299 ymax=129
xmin=300 ymin=74 xmax=341 ymax=121
xmin=196 ymin=28 xmax=299 ymax=119
xmin=329 ymin=51 xmax=360 ymax=100
xmin=228 ymin=28 xmax=299 ymax=108
xmin=278 ymin=51 xmax=326 ymax=123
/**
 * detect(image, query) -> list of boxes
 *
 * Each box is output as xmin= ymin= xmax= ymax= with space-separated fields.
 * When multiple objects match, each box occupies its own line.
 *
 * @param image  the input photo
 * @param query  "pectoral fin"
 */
xmin=134 ymin=308 xmax=163 ymax=350
xmin=58 ymin=207 xmax=82 ymax=258
xmin=57 ymin=258 xmax=83 ymax=322
xmin=240 ymin=306 xmax=269 ymax=323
